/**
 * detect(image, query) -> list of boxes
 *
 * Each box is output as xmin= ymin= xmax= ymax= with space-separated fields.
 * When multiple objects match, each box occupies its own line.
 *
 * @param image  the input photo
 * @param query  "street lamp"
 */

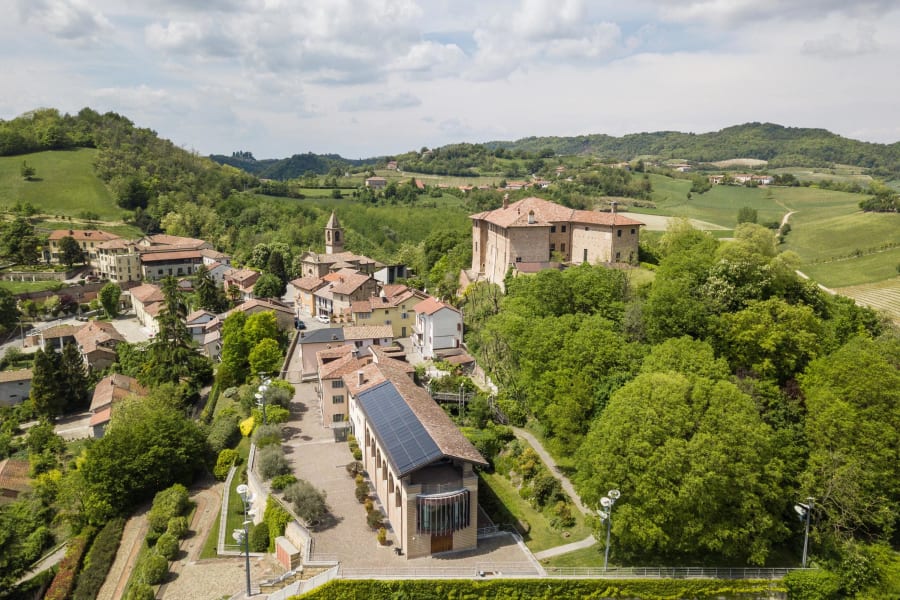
xmin=255 ymin=377 xmax=270 ymax=425
xmin=794 ymin=497 xmax=814 ymax=568
xmin=236 ymin=484 xmax=253 ymax=597
xmin=598 ymin=489 xmax=621 ymax=571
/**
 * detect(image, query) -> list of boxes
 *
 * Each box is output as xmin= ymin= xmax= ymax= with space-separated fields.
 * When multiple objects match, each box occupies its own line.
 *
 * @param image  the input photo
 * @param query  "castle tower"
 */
xmin=325 ymin=210 xmax=344 ymax=255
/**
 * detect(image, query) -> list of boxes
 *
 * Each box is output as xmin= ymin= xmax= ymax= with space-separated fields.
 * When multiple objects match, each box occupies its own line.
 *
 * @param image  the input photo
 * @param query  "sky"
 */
xmin=2 ymin=0 xmax=900 ymax=159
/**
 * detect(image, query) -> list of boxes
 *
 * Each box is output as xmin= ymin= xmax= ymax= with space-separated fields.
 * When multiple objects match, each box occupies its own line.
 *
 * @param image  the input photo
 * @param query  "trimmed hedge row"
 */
xmin=44 ymin=528 xmax=95 ymax=600
xmin=292 ymin=578 xmax=786 ymax=600
xmin=72 ymin=518 xmax=126 ymax=600
xmin=264 ymin=496 xmax=292 ymax=552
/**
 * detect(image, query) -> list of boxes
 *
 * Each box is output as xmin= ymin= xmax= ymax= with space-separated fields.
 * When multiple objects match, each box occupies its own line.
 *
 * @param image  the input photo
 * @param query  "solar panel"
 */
xmin=356 ymin=381 xmax=443 ymax=477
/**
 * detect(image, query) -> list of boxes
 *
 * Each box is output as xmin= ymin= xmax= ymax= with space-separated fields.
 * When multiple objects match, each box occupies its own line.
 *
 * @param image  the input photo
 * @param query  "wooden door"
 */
xmin=430 ymin=533 xmax=453 ymax=554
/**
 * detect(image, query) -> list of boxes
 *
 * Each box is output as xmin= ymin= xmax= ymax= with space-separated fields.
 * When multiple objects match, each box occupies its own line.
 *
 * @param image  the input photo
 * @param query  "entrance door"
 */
xmin=431 ymin=533 xmax=453 ymax=554
xmin=401 ymin=326 xmax=407 ymax=337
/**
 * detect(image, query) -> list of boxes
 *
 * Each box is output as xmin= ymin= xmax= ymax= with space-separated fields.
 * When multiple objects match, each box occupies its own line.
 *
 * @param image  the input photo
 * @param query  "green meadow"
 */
xmin=0 ymin=149 xmax=124 ymax=221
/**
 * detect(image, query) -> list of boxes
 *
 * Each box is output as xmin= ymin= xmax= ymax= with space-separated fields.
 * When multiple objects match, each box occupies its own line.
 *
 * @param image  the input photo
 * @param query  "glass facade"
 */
xmin=416 ymin=489 xmax=470 ymax=534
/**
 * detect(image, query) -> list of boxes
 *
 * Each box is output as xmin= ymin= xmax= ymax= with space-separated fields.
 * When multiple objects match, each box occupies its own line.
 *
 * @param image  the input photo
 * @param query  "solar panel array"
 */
xmin=356 ymin=380 xmax=443 ymax=477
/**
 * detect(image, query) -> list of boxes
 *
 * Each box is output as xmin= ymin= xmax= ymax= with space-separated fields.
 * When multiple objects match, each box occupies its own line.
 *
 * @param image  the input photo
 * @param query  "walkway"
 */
xmin=97 ymin=506 xmax=149 ymax=600
xmin=511 ymin=427 xmax=598 ymax=560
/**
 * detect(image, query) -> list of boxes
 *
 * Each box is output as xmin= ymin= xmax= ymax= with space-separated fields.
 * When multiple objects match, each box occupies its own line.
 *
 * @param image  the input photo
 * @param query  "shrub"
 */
xmin=345 ymin=461 xmax=364 ymax=477
xmin=137 ymin=552 xmax=169 ymax=585
xmin=364 ymin=498 xmax=374 ymax=513
xmin=214 ymin=448 xmax=238 ymax=480
xmin=352 ymin=448 xmax=363 ymax=461
xmin=366 ymin=510 xmax=383 ymax=530
xmin=252 ymin=423 xmax=283 ymax=447
xmin=207 ymin=414 xmax=239 ymax=454
xmin=148 ymin=484 xmax=190 ymax=534
xmin=73 ymin=518 xmax=125 ymax=600
xmin=249 ymin=523 xmax=269 ymax=552
xmin=240 ymin=415 xmax=255 ymax=436
xmin=155 ymin=532 xmax=179 ymax=560
xmin=166 ymin=516 xmax=189 ymax=539
xmin=355 ymin=481 xmax=369 ymax=503
xmin=45 ymin=529 xmax=93 ymax=600
xmin=264 ymin=496 xmax=291 ymax=551
xmin=550 ymin=501 xmax=575 ymax=529
xmin=783 ymin=569 xmax=841 ymax=600
xmin=377 ymin=527 xmax=387 ymax=545
xmin=531 ymin=471 xmax=563 ymax=508
xmin=258 ymin=445 xmax=291 ymax=480
xmin=124 ymin=583 xmax=155 ymax=600
xmin=284 ymin=480 xmax=329 ymax=525
xmin=253 ymin=404 xmax=290 ymax=425
xmin=271 ymin=473 xmax=297 ymax=491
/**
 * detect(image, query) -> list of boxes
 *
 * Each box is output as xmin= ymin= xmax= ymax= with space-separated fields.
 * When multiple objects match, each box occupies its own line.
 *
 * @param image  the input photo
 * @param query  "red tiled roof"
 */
xmin=0 ymin=369 xmax=32 ymax=383
xmin=74 ymin=321 xmax=124 ymax=354
xmin=290 ymin=276 xmax=326 ymax=292
xmin=471 ymin=197 xmax=644 ymax=228
xmin=0 ymin=458 xmax=31 ymax=494
xmin=48 ymin=229 xmax=120 ymax=242
xmin=414 ymin=297 xmax=459 ymax=316
xmin=130 ymin=283 xmax=164 ymax=304
xmin=89 ymin=374 xmax=148 ymax=413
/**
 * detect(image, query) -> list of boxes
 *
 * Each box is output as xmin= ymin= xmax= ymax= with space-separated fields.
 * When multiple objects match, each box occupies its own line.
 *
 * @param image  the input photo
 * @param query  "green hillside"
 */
xmin=0 ymin=148 xmax=123 ymax=220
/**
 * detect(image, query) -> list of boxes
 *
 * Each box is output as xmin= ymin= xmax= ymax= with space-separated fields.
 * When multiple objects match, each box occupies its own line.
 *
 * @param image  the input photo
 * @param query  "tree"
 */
xmin=30 ymin=348 xmax=65 ymax=417
xmin=0 ymin=288 xmax=18 ymax=335
xmin=737 ymin=206 xmax=758 ymax=224
xmin=244 ymin=311 xmax=279 ymax=347
xmin=194 ymin=265 xmax=225 ymax=313
xmin=284 ymin=480 xmax=328 ymax=525
xmin=58 ymin=236 xmax=85 ymax=268
xmin=800 ymin=336 xmax=900 ymax=544
xmin=99 ymin=282 xmax=122 ymax=318
xmin=575 ymin=371 xmax=787 ymax=565
xmin=79 ymin=390 xmax=208 ymax=523
xmin=20 ymin=160 xmax=36 ymax=181
xmin=266 ymin=250 xmax=287 ymax=284
xmin=249 ymin=338 xmax=283 ymax=376
xmin=60 ymin=342 xmax=89 ymax=411
xmin=253 ymin=273 xmax=285 ymax=299
xmin=217 ymin=312 xmax=249 ymax=386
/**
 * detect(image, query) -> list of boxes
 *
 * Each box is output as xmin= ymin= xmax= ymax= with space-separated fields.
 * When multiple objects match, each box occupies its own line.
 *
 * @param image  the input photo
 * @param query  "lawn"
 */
xmin=198 ymin=436 xmax=252 ymax=559
xmin=542 ymin=544 xmax=605 ymax=568
xmin=33 ymin=219 xmax=143 ymax=238
xmin=0 ymin=149 xmax=123 ymax=220
xmin=834 ymin=277 xmax=900 ymax=324
xmin=0 ymin=280 xmax=65 ymax=294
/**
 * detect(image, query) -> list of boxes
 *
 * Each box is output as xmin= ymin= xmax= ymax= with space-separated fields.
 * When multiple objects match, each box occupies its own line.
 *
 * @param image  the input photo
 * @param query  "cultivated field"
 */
xmin=710 ymin=158 xmax=768 ymax=168
xmin=0 ymin=149 xmax=124 ymax=220
xmin=834 ymin=278 xmax=900 ymax=325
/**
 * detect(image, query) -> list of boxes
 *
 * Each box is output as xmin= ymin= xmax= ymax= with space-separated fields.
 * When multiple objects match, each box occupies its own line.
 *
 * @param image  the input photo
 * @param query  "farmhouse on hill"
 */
xmin=467 ymin=196 xmax=644 ymax=288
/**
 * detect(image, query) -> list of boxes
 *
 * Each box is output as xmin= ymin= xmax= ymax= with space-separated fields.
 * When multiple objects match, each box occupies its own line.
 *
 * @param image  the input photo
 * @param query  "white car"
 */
xmin=316 ymin=314 xmax=331 ymax=324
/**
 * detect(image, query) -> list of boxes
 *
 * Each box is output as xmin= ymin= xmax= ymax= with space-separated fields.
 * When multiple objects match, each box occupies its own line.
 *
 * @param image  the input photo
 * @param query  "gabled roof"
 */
xmin=140 ymin=249 xmax=202 ymax=263
xmin=414 ymin=297 xmax=459 ymax=316
xmin=471 ymin=196 xmax=644 ymax=228
xmin=224 ymin=268 xmax=259 ymax=284
xmin=343 ymin=325 xmax=393 ymax=340
xmin=298 ymin=328 xmax=345 ymax=345
xmin=0 ymin=369 xmax=32 ymax=383
xmin=141 ymin=234 xmax=208 ymax=249
xmin=200 ymin=248 xmax=230 ymax=260
xmin=89 ymin=374 xmax=148 ymax=413
xmin=290 ymin=276 xmax=327 ymax=292
xmin=48 ymin=229 xmax=120 ymax=242
xmin=185 ymin=309 xmax=216 ymax=324
xmin=355 ymin=360 xmax=487 ymax=476
xmin=130 ymin=283 xmax=164 ymax=304
xmin=74 ymin=321 xmax=124 ymax=353
xmin=40 ymin=324 xmax=81 ymax=340
xmin=0 ymin=458 xmax=31 ymax=494
xmin=328 ymin=271 xmax=373 ymax=295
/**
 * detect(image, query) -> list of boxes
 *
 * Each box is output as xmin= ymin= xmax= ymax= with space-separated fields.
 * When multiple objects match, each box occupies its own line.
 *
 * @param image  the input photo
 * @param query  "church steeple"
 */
xmin=325 ymin=210 xmax=344 ymax=255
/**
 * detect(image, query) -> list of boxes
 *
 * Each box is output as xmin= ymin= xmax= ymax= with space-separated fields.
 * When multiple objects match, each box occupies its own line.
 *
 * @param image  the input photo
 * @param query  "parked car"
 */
xmin=316 ymin=314 xmax=331 ymax=324
xmin=294 ymin=319 xmax=306 ymax=330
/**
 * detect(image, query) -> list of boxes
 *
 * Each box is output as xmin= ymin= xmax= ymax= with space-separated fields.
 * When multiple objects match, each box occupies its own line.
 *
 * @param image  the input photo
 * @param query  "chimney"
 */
xmin=528 ymin=210 xmax=535 ymax=225
xmin=357 ymin=370 xmax=364 ymax=386
xmin=610 ymin=201 xmax=618 ymax=214
xmin=502 ymin=193 xmax=509 ymax=209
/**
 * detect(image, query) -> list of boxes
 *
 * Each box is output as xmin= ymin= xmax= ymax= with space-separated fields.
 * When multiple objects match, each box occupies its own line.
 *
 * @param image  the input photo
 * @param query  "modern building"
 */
xmin=346 ymin=348 xmax=487 ymax=558
xmin=469 ymin=196 xmax=644 ymax=288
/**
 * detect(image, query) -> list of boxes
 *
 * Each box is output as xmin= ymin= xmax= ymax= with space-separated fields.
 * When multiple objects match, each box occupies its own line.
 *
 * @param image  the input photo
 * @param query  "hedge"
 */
xmin=292 ymin=579 xmax=786 ymax=600
xmin=264 ymin=496 xmax=292 ymax=552
xmin=214 ymin=448 xmax=239 ymax=480
xmin=72 ymin=518 xmax=126 ymax=600
xmin=148 ymin=484 xmax=190 ymax=534
xmin=44 ymin=528 xmax=95 ymax=600
xmin=783 ymin=569 xmax=842 ymax=600
xmin=136 ymin=551 xmax=168 ymax=585
xmin=124 ymin=582 xmax=156 ymax=600
xmin=155 ymin=532 xmax=179 ymax=561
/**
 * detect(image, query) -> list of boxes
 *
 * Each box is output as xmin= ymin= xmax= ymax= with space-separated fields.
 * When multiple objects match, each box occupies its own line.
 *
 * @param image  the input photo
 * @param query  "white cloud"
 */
xmin=802 ymin=24 xmax=880 ymax=58
xmin=15 ymin=0 xmax=111 ymax=44
xmin=652 ymin=0 xmax=899 ymax=27
xmin=339 ymin=92 xmax=422 ymax=112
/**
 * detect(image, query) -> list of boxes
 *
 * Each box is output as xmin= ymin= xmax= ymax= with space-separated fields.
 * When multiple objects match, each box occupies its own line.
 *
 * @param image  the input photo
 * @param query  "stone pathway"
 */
xmin=97 ymin=506 xmax=149 ymax=600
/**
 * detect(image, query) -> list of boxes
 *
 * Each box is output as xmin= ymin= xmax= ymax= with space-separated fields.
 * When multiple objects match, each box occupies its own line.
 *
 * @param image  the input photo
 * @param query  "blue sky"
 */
xmin=2 ymin=0 xmax=899 ymax=158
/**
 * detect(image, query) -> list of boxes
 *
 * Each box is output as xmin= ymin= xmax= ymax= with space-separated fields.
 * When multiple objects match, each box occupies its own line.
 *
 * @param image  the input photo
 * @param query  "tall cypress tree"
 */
xmin=30 ymin=348 xmax=64 ymax=417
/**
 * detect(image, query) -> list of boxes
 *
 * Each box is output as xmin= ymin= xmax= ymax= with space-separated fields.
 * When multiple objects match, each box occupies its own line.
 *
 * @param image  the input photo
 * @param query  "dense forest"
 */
xmin=208 ymin=151 xmax=369 ymax=179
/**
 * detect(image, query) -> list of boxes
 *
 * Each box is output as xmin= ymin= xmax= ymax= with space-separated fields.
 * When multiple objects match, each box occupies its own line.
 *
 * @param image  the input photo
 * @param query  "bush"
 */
xmin=550 ymin=501 xmax=575 ymax=529
xmin=207 ymin=414 xmax=240 ymax=454
xmin=258 ymin=445 xmax=291 ymax=480
xmin=124 ymin=583 xmax=155 ymax=600
xmin=240 ymin=415 xmax=255 ymax=437
xmin=148 ymin=484 xmax=190 ymax=534
xmin=45 ymin=529 xmax=93 ymax=600
xmin=155 ymin=532 xmax=179 ymax=560
xmin=72 ymin=518 xmax=125 ymax=600
xmin=252 ymin=423 xmax=283 ymax=447
xmin=253 ymin=404 xmax=290 ymax=425
xmin=249 ymin=523 xmax=269 ymax=552
xmin=531 ymin=471 xmax=563 ymax=508
xmin=167 ymin=516 xmax=189 ymax=539
xmin=137 ymin=552 xmax=169 ymax=585
xmin=284 ymin=480 xmax=329 ymax=525
xmin=366 ymin=510 xmax=383 ymax=530
xmin=271 ymin=473 xmax=297 ymax=491
xmin=345 ymin=461 xmax=364 ymax=477
xmin=264 ymin=496 xmax=292 ymax=551
xmin=355 ymin=481 xmax=369 ymax=503
xmin=352 ymin=448 xmax=363 ymax=461
xmin=783 ymin=569 xmax=841 ymax=600
xmin=214 ymin=448 xmax=238 ymax=480
xmin=377 ymin=527 xmax=387 ymax=545
xmin=364 ymin=498 xmax=374 ymax=513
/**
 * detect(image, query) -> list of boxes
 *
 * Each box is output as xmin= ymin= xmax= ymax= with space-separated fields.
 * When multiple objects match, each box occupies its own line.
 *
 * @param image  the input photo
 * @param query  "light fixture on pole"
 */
xmin=598 ymin=489 xmax=621 ymax=571
xmin=236 ymin=484 xmax=253 ymax=596
xmin=794 ymin=497 xmax=814 ymax=568
xmin=255 ymin=376 xmax=270 ymax=425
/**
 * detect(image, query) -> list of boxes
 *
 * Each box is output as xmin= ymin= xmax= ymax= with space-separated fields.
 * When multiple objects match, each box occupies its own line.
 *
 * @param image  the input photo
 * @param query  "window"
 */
xmin=332 ymin=379 xmax=344 ymax=388
xmin=631 ymin=228 xmax=636 ymax=235
xmin=617 ymin=229 xmax=622 ymax=237
xmin=561 ymin=225 xmax=567 ymax=233
xmin=585 ymin=226 xmax=589 ymax=231
xmin=332 ymin=413 xmax=344 ymax=422
xmin=332 ymin=395 xmax=345 ymax=404
xmin=549 ymin=243 xmax=555 ymax=252
xmin=550 ymin=225 xmax=556 ymax=233
xmin=615 ymin=251 xmax=621 ymax=261
xmin=401 ymin=312 xmax=407 ymax=319
xmin=561 ymin=243 xmax=566 ymax=252
xmin=515 ymin=256 xmax=521 ymax=262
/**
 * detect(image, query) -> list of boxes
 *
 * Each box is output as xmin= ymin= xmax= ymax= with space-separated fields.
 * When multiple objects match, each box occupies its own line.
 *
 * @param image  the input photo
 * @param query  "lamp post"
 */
xmin=794 ymin=497 xmax=814 ymax=568
xmin=598 ymin=489 xmax=621 ymax=571
xmin=235 ymin=484 xmax=252 ymax=597
xmin=255 ymin=376 xmax=270 ymax=425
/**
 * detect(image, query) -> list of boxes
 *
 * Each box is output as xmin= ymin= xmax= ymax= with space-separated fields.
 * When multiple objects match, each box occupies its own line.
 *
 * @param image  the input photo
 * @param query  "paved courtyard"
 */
xmin=281 ymin=379 xmax=537 ymax=571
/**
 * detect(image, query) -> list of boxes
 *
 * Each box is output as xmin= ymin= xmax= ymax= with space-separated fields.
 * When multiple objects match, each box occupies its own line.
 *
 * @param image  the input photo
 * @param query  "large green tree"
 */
xmin=79 ymin=389 xmax=209 ymax=523
xmin=30 ymin=347 xmax=65 ymax=417
xmin=253 ymin=273 xmax=285 ymax=299
xmin=575 ymin=371 xmax=787 ymax=565
xmin=58 ymin=235 xmax=86 ymax=268
xmin=0 ymin=288 xmax=18 ymax=335
xmin=800 ymin=336 xmax=900 ymax=544
xmin=193 ymin=265 xmax=226 ymax=313
xmin=99 ymin=282 xmax=122 ymax=318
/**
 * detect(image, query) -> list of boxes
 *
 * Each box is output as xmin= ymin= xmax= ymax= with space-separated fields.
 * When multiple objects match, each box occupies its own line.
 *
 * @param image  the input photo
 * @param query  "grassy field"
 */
xmin=770 ymin=164 xmax=874 ymax=185
xmin=0 ymin=149 xmax=124 ymax=220
xmin=33 ymin=219 xmax=143 ymax=238
xmin=834 ymin=277 xmax=900 ymax=324
xmin=0 ymin=280 xmax=65 ymax=294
